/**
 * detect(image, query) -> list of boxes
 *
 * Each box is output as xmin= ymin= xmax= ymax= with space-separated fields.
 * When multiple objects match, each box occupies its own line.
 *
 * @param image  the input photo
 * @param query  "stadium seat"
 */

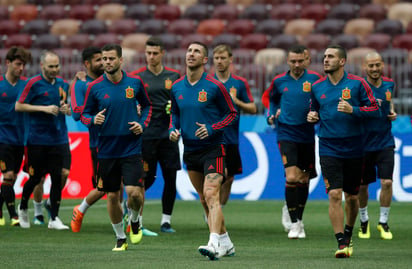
xmin=38 ymin=5 xmax=67 ymax=21
xmin=239 ymin=33 xmax=268 ymax=51
xmin=61 ymin=34 xmax=92 ymax=50
xmin=315 ymin=19 xmax=345 ymax=36
xmin=10 ymin=4 xmax=38 ymax=22
xmin=140 ymin=0 xmax=168 ymax=5
xmin=343 ymin=18 xmax=375 ymax=43
xmin=361 ymin=33 xmax=391 ymax=51
xmin=270 ymin=4 xmax=299 ymax=21
xmin=95 ymin=3 xmax=125 ymax=21
xmin=284 ymin=19 xmax=315 ymax=42
xmin=359 ymin=4 xmax=388 ymax=22
xmin=138 ymin=19 xmax=166 ymax=35
xmin=327 ymin=4 xmax=359 ymax=21
xmin=226 ymin=19 xmax=255 ymax=36
xmin=254 ymin=48 xmax=286 ymax=73
xmin=121 ymin=33 xmax=149 ymax=52
xmin=375 ymin=19 xmax=404 ymax=37
xmin=154 ymin=4 xmax=181 ymax=21
xmin=50 ymin=19 xmax=80 ymax=37
xmin=239 ymin=4 xmax=268 ymax=21
xmin=198 ymin=0 xmax=225 ymax=5
xmin=0 ymin=6 xmax=9 ymax=20
xmin=0 ymin=20 xmax=22 ymax=36
xmin=21 ymin=19 xmax=50 ymax=36
xmin=107 ymin=19 xmax=137 ymax=36
xmin=387 ymin=2 xmax=412 ymax=29
xmin=28 ymin=0 xmax=55 ymax=4
xmin=211 ymin=4 xmax=239 ymax=21
xmin=372 ymin=0 xmax=399 ymax=6
xmin=211 ymin=33 xmax=240 ymax=49
xmin=226 ymin=0 xmax=254 ymax=6
xmin=83 ymin=0 xmax=112 ymax=4
xmin=301 ymin=34 xmax=330 ymax=53
xmin=157 ymin=33 xmax=181 ymax=51
xmin=80 ymin=19 xmax=108 ymax=35
xmin=69 ymin=5 xmax=96 ymax=21
xmin=92 ymin=33 xmax=121 ymax=48
xmin=180 ymin=33 xmax=211 ymax=49
xmin=169 ymin=0 xmax=198 ymax=11
xmin=196 ymin=19 xmax=225 ymax=37
xmin=32 ymin=34 xmax=61 ymax=50
xmin=407 ymin=21 xmax=412 ymax=34
xmin=380 ymin=48 xmax=409 ymax=66
xmin=331 ymin=34 xmax=359 ymax=50
xmin=167 ymin=19 xmax=197 ymax=36
xmin=347 ymin=47 xmax=376 ymax=66
xmin=254 ymin=19 xmax=284 ymax=36
xmin=300 ymin=4 xmax=329 ymax=23
xmin=392 ymin=34 xmax=412 ymax=51
xmin=268 ymin=34 xmax=298 ymax=51
xmin=183 ymin=4 xmax=211 ymax=21
xmin=232 ymin=48 xmax=255 ymax=67
xmin=4 ymin=34 xmax=32 ymax=49
xmin=55 ymin=0 xmax=82 ymax=4
xmin=125 ymin=4 xmax=153 ymax=20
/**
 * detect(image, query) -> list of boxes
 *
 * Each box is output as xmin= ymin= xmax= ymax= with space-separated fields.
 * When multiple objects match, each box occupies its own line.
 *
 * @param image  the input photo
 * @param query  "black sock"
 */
xmin=335 ymin=232 xmax=345 ymax=246
xmin=296 ymin=182 xmax=309 ymax=220
xmin=344 ymin=225 xmax=353 ymax=243
xmin=285 ymin=181 xmax=298 ymax=222
xmin=1 ymin=182 xmax=17 ymax=218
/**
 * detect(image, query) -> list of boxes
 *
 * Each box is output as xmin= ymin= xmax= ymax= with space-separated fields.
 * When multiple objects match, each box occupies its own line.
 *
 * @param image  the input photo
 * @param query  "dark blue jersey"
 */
xmin=131 ymin=66 xmax=181 ymax=140
xmin=18 ymin=75 xmax=69 ymax=146
xmin=81 ymin=71 xmax=152 ymax=158
xmin=70 ymin=75 xmax=99 ymax=149
xmin=268 ymin=69 xmax=321 ymax=143
xmin=214 ymin=73 xmax=254 ymax=145
xmin=363 ymin=77 xmax=395 ymax=151
xmin=170 ymin=72 xmax=238 ymax=152
xmin=310 ymin=72 xmax=380 ymax=158
xmin=0 ymin=75 xmax=27 ymax=145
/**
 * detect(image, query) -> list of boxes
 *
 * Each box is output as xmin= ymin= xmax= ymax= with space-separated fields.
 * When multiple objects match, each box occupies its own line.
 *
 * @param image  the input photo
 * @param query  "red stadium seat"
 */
xmin=107 ymin=19 xmax=138 ymax=36
xmin=69 ymin=5 xmax=96 ymax=21
xmin=197 ymin=19 xmax=225 ymax=37
xmin=226 ymin=19 xmax=254 ymax=36
xmin=300 ymin=4 xmax=329 ymax=23
xmin=61 ymin=34 xmax=92 ymax=50
xmin=239 ymin=33 xmax=268 ymax=51
xmin=270 ymin=4 xmax=299 ymax=21
xmin=0 ymin=20 xmax=22 ymax=36
xmin=211 ymin=4 xmax=239 ymax=21
xmin=0 ymin=6 xmax=9 ymax=20
xmin=359 ymin=4 xmax=388 ymax=22
xmin=392 ymin=34 xmax=412 ymax=50
xmin=138 ymin=19 xmax=166 ymax=35
xmin=361 ymin=33 xmax=391 ymax=51
xmin=10 ymin=4 xmax=38 ymax=22
xmin=38 ymin=5 xmax=67 ymax=21
xmin=180 ymin=34 xmax=211 ymax=49
xmin=4 ymin=34 xmax=32 ymax=49
xmin=140 ymin=0 xmax=168 ymax=5
xmin=154 ymin=4 xmax=181 ymax=22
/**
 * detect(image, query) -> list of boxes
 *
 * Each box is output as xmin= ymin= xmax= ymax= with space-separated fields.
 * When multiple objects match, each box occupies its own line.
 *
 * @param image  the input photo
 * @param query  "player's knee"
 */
xmin=381 ymin=179 xmax=392 ymax=190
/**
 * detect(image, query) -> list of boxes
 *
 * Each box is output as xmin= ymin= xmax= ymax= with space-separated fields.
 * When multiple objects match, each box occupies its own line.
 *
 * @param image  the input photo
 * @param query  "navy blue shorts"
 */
xmin=278 ymin=140 xmax=317 ymax=179
xmin=225 ymin=144 xmax=242 ymax=176
xmin=362 ymin=147 xmax=394 ymax=185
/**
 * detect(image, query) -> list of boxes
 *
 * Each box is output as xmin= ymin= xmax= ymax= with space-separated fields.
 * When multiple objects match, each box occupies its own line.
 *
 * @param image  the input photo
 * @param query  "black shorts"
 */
xmin=26 ymin=144 xmax=65 ymax=179
xmin=62 ymin=143 xmax=71 ymax=170
xmin=96 ymin=154 xmax=144 ymax=192
xmin=320 ymin=155 xmax=362 ymax=195
xmin=142 ymin=137 xmax=181 ymax=172
xmin=278 ymin=140 xmax=317 ymax=179
xmin=0 ymin=143 xmax=24 ymax=174
xmin=225 ymin=144 xmax=242 ymax=176
xmin=183 ymin=145 xmax=226 ymax=176
xmin=90 ymin=147 xmax=98 ymax=188
xmin=362 ymin=147 xmax=394 ymax=185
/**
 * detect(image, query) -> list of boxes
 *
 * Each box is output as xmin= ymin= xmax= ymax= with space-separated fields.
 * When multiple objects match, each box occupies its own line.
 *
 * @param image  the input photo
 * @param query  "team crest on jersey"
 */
xmin=282 ymin=154 xmax=287 ymax=165
xmin=198 ymin=90 xmax=207 ymax=102
xmin=97 ymin=177 xmax=103 ymax=189
xmin=341 ymin=88 xmax=351 ymax=100
xmin=125 ymin=87 xmax=134 ymax=98
xmin=302 ymin=81 xmax=311 ymax=92
xmin=230 ymin=87 xmax=237 ymax=97
xmin=386 ymin=90 xmax=391 ymax=101
xmin=0 ymin=160 xmax=6 ymax=171
xmin=165 ymin=78 xmax=172 ymax=90
xmin=323 ymin=177 xmax=330 ymax=192
xmin=59 ymin=87 xmax=67 ymax=102
xmin=29 ymin=166 xmax=34 ymax=176
xmin=143 ymin=161 xmax=149 ymax=172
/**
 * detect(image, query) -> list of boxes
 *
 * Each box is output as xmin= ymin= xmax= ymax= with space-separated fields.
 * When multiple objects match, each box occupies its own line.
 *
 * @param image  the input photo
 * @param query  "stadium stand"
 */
xmin=211 ymin=4 xmax=239 ymax=21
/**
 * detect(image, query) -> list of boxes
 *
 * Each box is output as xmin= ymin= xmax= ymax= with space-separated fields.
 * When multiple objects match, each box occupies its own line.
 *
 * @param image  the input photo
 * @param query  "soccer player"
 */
xmin=358 ymin=51 xmax=396 ymax=240
xmin=81 ymin=44 xmax=152 ymax=251
xmin=169 ymin=42 xmax=238 ymax=260
xmin=130 ymin=36 xmax=181 ymax=235
xmin=307 ymin=44 xmax=380 ymax=258
xmin=69 ymin=46 xmax=105 ymax=232
xmin=16 ymin=51 xmax=71 ymax=230
xmin=212 ymin=44 xmax=256 ymax=207
xmin=0 ymin=47 xmax=31 ymax=227
xmin=266 ymin=45 xmax=321 ymax=239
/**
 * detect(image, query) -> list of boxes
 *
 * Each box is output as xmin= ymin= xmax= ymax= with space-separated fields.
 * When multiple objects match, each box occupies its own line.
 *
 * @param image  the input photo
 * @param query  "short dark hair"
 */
xmin=146 ymin=36 xmax=164 ymax=50
xmin=82 ymin=46 xmax=102 ymax=62
xmin=101 ymin=43 xmax=122 ymax=57
xmin=327 ymin=44 xmax=347 ymax=60
xmin=6 ymin=46 xmax=32 ymax=64
xmin=288 ymin=44 xmax=307 ymax=54
xmin=189 ymin=41 xmax=208 ymax=57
